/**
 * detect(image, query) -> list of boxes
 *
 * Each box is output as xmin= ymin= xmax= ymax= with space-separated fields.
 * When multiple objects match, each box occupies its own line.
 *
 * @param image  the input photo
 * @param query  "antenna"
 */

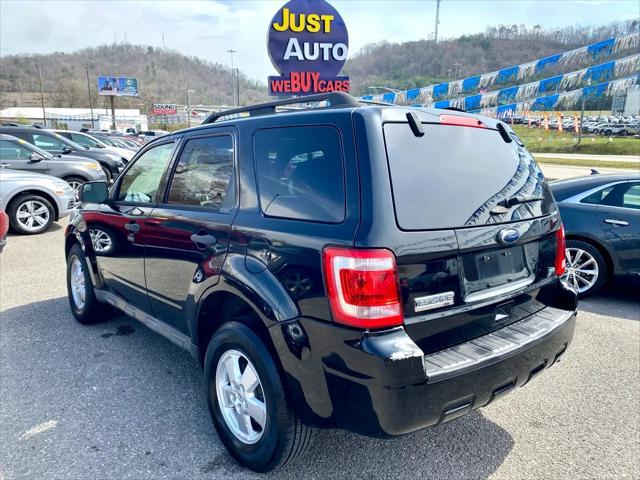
xmin=434 ymin=0 xmax=441 ymax=43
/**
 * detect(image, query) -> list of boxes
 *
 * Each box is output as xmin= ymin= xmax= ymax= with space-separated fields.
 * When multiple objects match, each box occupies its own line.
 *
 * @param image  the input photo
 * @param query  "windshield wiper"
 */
xmin=490 ymin=195 xmax=545 ymax=215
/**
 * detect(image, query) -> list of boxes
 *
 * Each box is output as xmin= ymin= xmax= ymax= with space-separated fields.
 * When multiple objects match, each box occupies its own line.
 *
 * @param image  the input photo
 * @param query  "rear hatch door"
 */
xmin=382 ymin=113 xmax=560 ymax=353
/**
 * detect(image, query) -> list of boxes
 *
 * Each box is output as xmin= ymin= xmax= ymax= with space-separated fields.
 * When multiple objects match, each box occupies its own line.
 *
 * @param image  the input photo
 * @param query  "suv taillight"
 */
xmin=323 ymin=247 xmax=403 ymax=329
xmin=555 ymin=225 xmax=566 ymax=276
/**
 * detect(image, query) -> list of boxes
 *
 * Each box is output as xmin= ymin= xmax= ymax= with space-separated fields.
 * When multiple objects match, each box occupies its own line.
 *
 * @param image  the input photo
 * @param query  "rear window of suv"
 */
xmin=383 ymin=122 xmax=553 ymax=230
xmin=254 ymin=125 xmax=345 ymax=223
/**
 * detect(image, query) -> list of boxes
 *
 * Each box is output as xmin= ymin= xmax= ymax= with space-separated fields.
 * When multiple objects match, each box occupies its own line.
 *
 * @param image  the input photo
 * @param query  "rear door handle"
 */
xmin=124 ymin=222 xmax=140 ymax=234
xmin=604 ymin=219 xmax=629 ymax=227
xmin=191 ymin=233 xmax=217 ymax=247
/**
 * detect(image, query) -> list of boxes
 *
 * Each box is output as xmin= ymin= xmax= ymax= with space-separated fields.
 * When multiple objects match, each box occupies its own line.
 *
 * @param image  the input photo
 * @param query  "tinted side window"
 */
xmin=166 ymin=135 xmax=235 ymax=211
xmin=601 ymin=182 xmax=640 ymax=210
xmin=581 ymin=185 xmax=614 ymax=205
xmin=0 ymin=139 xmax=32 ymax=159
xmin=117 ymin=143 xmax=174 ymax=203
xmin=33 ymin=133 xmax=67 ymax=151
xmin=254 ymin=126 xmax=345 ymax=223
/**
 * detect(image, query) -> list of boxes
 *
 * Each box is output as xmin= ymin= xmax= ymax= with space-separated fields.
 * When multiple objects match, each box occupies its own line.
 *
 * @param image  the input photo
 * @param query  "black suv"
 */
xmin=64 ymin=93 xmax=577 ymax=472
xmin=0 ymin=126 xmax=124 ymax=181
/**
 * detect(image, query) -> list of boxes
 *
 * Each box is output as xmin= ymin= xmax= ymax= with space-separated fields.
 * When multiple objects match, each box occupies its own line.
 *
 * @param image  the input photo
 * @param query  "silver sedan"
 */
xmin=0 ymin=169 xmax=75 ymax=234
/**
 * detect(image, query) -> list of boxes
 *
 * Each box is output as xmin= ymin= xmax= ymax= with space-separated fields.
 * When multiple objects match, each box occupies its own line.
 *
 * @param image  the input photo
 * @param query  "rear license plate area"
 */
xmin=462 ymin=245 xmax=531 ymax=294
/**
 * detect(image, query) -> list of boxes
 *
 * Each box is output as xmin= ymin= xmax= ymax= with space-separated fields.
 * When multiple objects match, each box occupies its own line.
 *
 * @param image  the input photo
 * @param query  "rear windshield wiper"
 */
xmin=490 ymin=195 xmax=545 ymax=214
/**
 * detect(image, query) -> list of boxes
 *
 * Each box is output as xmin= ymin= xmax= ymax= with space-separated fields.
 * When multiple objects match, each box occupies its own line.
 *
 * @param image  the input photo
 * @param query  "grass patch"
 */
xmin=534 ymin=156 xmax=638 ymax=170
xmin=513 ymin=126 xmax=640 ymax=156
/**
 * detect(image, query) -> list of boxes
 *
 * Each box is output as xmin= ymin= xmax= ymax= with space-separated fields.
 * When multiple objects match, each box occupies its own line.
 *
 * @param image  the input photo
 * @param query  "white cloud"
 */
xmin=1 ymin=0 xmax=637 ymax=84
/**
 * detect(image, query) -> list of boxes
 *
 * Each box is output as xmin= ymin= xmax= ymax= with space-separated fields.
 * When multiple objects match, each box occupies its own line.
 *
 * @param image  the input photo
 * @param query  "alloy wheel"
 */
xmin=15 ymin=200 xmax=50 ymax=233
xmin=89 ymin=228 xmax=112 ymax=253
xmin=70 ymin=257 xmax=86 ymax=310
xmin=562 ymin=247 xmax=599 ymax=294
xmin=67 ymin=180 xmax=83 ymax=200
xmin=215 ymin=349 xmax=267 ymax=445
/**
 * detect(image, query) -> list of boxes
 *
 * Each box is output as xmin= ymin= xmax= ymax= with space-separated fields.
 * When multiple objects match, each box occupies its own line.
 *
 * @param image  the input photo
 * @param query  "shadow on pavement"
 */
xmin=1 ymin=297 xmax=513 ymax=480
xmin=578 ymin=283 xmax=640 ymax=322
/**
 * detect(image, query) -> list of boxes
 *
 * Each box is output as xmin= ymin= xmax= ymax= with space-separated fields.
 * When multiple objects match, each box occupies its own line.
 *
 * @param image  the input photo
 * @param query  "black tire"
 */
xmin=8 ymin=194 xmax=54 ymax=235
xmin=66 ymin=243 xmax=112 ymax=324
xmin=604 ymin=130 xmax=612 ymax=136
xmin=101 ymin=166 xmax=113 ymax=184
xmin=564 ymin=239 xmax=608 ymax=298
xmin=204 ymin=321 xmax=314 ymax=472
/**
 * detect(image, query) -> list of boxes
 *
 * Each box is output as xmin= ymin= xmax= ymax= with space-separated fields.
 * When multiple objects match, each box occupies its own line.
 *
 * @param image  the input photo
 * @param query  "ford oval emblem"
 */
xmin=497 ymin=228 xmax=520 ymax=246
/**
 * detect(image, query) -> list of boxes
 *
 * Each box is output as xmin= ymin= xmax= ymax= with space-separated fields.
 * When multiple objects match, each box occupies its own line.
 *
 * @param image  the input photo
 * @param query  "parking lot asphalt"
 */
xmin=1 ymin=219 xmax=639 ymax=480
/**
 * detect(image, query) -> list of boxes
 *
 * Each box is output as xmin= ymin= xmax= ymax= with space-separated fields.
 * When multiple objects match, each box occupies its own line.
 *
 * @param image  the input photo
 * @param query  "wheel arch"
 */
xmin=565 ymin=233 xmax=615 ymax=281
xmin=6 ymin=189 xmax=60 ymax=221
xmin=194 ymin=284 xmax=281 ymax=368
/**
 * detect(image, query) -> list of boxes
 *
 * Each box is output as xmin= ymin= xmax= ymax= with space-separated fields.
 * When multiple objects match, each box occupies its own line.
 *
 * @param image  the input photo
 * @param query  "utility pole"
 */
xmin=85 ymin=66 xmax=95 ymax=128
xmin=110 ymin=96 xmax=116 ymax=130
xmin=36 ymin=63 xmax=46 ymax=127
xmin=234 ymin=68 xmax=240 ymax=106
xmin=434 ymin=0 xmax=441 ymax=43
xmin=226 ymin=49 xmax=237 ymax=106
xmin=186 ymin=89 xmax=195 ymax=127
xmin=162 ymin=32 xmax=165 ymax=49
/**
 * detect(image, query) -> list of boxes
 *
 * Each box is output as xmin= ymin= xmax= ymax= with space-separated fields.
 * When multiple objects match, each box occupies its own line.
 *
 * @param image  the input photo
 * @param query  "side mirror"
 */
xmin=29 ymin=152 xmax=43 ymax=162
xmin=62 ymin=146 xmax=73 ymax=154
xmin=79 ymin=181 xmax=109 ymax=204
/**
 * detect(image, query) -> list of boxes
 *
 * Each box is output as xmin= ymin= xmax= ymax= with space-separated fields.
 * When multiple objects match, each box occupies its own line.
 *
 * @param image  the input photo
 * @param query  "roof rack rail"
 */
xmin=202 ymin=91 xmax=360 ymax=124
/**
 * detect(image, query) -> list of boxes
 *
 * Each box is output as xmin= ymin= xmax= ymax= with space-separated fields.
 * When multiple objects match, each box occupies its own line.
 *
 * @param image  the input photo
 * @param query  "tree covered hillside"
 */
xmin=344 ymin=20 xmax=639 ymax=95
xmin=0 ymin=44 xmax=267 ymax=110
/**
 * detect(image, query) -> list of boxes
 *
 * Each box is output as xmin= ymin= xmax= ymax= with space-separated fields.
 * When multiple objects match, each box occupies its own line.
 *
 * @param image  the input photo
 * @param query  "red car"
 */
xmin=0 ymin=209 xmax=8 ymax=253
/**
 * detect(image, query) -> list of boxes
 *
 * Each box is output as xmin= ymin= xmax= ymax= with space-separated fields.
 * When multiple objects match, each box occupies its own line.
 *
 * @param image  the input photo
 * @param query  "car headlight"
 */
xmin=53 ymin=181 xmax=73 ymax=195
xmin=82 ymin=162 xmax=100 ymax=170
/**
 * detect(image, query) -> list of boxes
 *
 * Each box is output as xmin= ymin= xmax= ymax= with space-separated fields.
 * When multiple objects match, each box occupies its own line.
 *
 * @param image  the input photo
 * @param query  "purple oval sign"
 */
xmin=267 ymin=0 xmax=350 ymax=95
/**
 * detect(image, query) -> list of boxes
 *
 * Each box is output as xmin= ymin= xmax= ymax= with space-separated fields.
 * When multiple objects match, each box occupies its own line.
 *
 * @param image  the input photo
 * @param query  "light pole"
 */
xmin=227 ymin=49 xmax=238 ymax=106
xmin=85 ymin=66 xmax=95 ymax=128
xmin=36 ymin=62 xmax=46 ymax=127
xmin=186 ymin=89 xmax=195 ymax=127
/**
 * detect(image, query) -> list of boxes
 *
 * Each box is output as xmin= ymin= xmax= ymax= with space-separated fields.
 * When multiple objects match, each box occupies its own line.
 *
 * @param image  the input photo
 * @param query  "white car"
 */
xmin=0 ymin=169 xmax=75 ymax=234
xmin=54 ymin=130 xmax=134 ymax=163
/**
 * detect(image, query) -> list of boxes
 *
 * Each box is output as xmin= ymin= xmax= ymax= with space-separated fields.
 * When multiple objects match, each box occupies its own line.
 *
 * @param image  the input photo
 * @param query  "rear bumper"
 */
xmin=275 ymin=305 xmax=576 ymax=437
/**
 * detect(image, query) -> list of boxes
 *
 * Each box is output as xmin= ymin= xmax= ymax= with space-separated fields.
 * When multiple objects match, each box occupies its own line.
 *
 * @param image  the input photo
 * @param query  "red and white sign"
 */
xmin=152 ymin=103 xmax=177 ymax=115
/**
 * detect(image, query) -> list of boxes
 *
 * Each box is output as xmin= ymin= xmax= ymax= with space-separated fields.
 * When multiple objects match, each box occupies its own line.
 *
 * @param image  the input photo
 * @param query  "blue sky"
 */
xmin=1 ymin=0 xmax=638 ymax=82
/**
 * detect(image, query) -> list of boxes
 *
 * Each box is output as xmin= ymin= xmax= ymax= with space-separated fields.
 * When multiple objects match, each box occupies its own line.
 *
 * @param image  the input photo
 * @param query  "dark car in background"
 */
xmin=0 ymin=126 xmax=125 ymax=182
xmin=551 ymin=174 xmax=640 ymax=296
xmin=0 ymin=134 xmax=106 ymax=194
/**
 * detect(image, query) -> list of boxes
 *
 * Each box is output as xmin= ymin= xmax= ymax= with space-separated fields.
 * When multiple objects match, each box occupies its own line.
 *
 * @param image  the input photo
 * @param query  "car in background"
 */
xmin=0 ymin=134 xmax=106 ymax=195
xmin=551 ymin=173 xmax=640 ymax=297
xmin=0 ymin=207 xmax=8 ymax=252
xmin=0 ymin=168 xmax=75 ymax=234
xmin=138 ymin=130 xmax=168 ymax=143
xmin=53 ymin=130 xmax=134 ymax=163
xmin=592 ymin=124 xmax=626 ymax=136
xmin=0 ymin=126 xmax=125 ymax=183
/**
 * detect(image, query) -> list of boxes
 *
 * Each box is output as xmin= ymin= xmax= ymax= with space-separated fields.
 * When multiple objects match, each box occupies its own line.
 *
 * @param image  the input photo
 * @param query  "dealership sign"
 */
xmin=97 ymin=76 xmax=140 ymax=97
xmin=267 ymin=0 xmax=349 ymax=96
xmin=152 ymin=103 xmax=178 ymax=115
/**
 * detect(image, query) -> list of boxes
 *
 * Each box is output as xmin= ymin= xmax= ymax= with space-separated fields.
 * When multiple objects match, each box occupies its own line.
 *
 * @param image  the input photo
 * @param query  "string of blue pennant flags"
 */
xmin=427 ymin=54 xmax=639 ymax=111
xmin=464 ymin=73 xmax=640 ymax=118
xmin=361 ymin=32 xmax=640 ymax=105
